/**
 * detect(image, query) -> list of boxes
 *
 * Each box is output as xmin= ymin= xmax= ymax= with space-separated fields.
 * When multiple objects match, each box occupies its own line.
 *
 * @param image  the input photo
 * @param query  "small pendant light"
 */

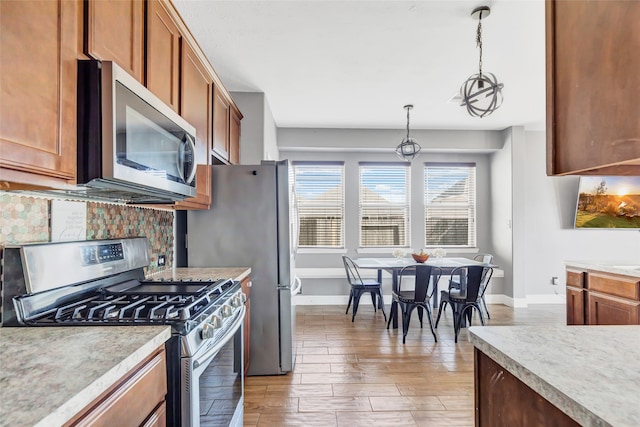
xmin=460 ymin=6 xmax=504 ymax=118
xmin=395 ymin=104 xmax=421 ymax=161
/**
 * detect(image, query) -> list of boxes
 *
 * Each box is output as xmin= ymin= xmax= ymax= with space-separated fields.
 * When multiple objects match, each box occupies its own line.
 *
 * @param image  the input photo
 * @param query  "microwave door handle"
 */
xmin=177 ymin=134 xmax=198 ymax=185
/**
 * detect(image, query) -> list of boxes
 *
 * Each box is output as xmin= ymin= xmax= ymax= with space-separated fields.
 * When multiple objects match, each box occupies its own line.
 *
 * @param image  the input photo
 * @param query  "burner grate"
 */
xmin=32 ymin=278 xmax=236 ymax=325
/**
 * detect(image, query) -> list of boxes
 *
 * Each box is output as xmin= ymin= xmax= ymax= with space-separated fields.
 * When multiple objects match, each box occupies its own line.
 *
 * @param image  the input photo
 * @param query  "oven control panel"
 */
xmin=81 ymin=243 xmax=124 ymax=265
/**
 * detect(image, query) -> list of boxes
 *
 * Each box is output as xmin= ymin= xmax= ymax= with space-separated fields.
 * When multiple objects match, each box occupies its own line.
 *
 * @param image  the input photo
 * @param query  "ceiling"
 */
xmin=173 ymin=0 xmax=546 ymax=131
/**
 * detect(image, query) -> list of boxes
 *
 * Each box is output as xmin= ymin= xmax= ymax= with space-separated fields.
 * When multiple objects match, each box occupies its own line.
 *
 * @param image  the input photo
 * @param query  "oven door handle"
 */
xmin=193 ymin=306 xmax=245 ymax=369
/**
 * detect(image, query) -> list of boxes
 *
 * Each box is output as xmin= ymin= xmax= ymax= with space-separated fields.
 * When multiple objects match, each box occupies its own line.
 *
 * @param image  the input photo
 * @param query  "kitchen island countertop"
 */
xmin=565 ymin=260 xmax=640 ymax=278
xmin=147 ymin=267 xmax=251 ymax=282
xmin=469 ymin=325 xmax=640 ymax=426
xmin=0 ymin=326 xmax=171 ymax=427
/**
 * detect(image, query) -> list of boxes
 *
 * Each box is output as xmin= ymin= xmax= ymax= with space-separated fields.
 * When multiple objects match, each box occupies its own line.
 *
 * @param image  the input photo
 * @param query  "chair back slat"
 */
xmin=449 ymin=265 xmax=493 ymax=303
xmin=342 ymin=256 xmax=364 ymax=285
xmin=398 ymin=264 xmax=442 ymax=302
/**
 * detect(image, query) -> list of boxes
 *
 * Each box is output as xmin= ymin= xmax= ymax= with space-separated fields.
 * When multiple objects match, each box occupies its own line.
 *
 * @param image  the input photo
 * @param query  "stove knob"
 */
xmin=209 ymin=315 xmax=222 ymax=329
xmin=200 ymin=323 xmax=216 ymax=340
xmin=230 ymin=296 xmax=242 ymax=308
xmin=240 ymin=293 xmax=247 ymax=303
xmin=220 ymin=305 xmax=233 ymax=318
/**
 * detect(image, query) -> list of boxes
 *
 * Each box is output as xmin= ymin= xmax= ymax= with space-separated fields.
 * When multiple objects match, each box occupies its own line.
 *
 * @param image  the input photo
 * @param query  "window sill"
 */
xmin=296 ymin=248 xmax=347 ymax=255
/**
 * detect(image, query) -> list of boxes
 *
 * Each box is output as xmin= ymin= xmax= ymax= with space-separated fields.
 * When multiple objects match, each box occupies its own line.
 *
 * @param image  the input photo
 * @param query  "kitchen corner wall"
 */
xmin=0 ymin=192 xmax=173 ymax=273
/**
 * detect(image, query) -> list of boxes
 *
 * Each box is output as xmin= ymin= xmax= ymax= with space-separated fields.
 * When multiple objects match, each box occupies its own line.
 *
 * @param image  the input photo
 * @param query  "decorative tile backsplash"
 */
xmin=0 ymin=193 xmax=173 ymax=272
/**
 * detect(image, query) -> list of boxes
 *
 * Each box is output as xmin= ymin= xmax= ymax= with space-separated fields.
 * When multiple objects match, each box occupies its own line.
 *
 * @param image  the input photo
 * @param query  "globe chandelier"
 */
xmin=460 ymin=6 xmax=504 ymax=118
xmin=395 ymin=104 xmax=421 ymax=161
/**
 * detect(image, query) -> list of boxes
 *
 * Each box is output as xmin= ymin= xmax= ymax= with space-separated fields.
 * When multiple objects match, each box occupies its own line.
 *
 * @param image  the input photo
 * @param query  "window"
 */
xmin=424 ymin=163 xmax=476 ymax=247
xmin=292 ymin=162 xmax=345 ymax=248
xmin=359 ymin=162 xmax=410 ymax=247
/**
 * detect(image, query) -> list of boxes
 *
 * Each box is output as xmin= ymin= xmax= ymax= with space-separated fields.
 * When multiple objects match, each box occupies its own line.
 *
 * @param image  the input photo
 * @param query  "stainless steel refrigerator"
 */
xmin=187 ymin=160 xmax=299 ymax=376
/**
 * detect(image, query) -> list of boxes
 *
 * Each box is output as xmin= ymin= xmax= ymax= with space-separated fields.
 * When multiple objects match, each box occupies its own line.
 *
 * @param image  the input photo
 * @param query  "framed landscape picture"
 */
xmin=574 ymin=176 xmax=640 ymax=229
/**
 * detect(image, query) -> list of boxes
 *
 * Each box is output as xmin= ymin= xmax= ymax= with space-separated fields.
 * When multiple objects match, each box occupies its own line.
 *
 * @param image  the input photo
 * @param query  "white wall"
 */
xmin=232 ymin=91 xmax=279 ymax=164
xmin=263 ymin=97 xmax=279 ymax=161
xmin=520 ymin=131 xmax=640 ymax=298
xmin=489 ymin=129 xmax=513 ymax=297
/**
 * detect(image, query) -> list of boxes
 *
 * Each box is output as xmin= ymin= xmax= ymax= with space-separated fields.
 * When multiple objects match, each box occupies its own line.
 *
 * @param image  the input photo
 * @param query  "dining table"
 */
xmin=353 ymin=256 xmax=494 ymax=329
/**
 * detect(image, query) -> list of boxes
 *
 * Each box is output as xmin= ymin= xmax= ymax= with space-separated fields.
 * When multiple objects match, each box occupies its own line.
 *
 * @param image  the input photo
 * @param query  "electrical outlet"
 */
xmin=158 ymin=255 xmax=166 ymax=266
xmin=551 ymin=276 xmax=558 ymax=286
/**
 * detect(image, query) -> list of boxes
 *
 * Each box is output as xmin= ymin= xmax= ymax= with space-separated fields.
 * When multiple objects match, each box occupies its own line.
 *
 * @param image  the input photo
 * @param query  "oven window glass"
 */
xmin=114 ymin=81 xmax=194 ymax=184
xmin=199 ymin=329 xmax=243 ymax=426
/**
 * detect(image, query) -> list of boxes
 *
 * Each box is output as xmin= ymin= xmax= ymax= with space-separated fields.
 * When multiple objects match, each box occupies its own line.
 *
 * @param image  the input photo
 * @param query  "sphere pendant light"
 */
xmin=395 ymin=104 xmax=421 ymax=161
xmin=460 ymin=6 xmax=504 ymax=118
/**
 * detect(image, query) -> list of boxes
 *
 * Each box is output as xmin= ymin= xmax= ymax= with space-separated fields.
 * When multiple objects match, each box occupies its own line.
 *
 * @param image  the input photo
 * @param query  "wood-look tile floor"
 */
xmin=244 ymin=303 xmax=564 ymax=427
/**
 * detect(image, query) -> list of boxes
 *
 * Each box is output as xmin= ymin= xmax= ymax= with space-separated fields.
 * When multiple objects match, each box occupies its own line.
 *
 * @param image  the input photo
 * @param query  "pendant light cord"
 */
xmin=476 ymin=17 xmax=483 ymax=78
xmin=406 ymin=107 xmax=411 ymax=139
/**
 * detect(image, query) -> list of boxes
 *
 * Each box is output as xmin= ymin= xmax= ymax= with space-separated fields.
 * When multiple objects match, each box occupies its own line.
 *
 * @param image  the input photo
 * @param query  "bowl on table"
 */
xmin=411 ymin=253 xmax=429 ymax=263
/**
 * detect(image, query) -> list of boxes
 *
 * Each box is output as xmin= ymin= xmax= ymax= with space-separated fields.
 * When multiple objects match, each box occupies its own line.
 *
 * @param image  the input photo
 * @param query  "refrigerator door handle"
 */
xmin=291 ymin=276 xmax=302 ymax=295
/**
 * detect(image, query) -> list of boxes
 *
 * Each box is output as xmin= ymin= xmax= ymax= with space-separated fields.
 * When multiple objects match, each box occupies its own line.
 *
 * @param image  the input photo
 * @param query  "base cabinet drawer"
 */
xmin=67 ymin=347 xmax=167 ymax=427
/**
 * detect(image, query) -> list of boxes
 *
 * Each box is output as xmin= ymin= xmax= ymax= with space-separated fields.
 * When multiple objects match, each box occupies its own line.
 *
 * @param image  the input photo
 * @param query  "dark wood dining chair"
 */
xmin=435 ymin=265 xmax=493 ymax=342
xmin=390 ymin=264 xmax=442 ymax=343
xmin=342 ymin=256 xmax=387 ymax=322
xmin=448 ymin=254 xmax=494 ymax=318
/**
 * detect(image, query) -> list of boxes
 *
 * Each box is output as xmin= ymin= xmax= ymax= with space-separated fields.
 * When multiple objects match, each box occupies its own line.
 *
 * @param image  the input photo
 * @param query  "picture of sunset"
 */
xmin=575 ymin=176 xmax=640 ymax=228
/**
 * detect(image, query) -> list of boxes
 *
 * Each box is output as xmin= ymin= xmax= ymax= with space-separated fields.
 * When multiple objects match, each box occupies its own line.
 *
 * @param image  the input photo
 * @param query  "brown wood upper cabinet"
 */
xmin=174 ymin=39 xmax=213 ymax=209
xmin=212 ymin=85 xmax=231 ymax=162
xmin=0 ymin=0 xmax=78 ymax=188
xmin=546 ymin=1 xmax=640 ymax=175
xmin=146 ymin=0 xmax=181 ymax=113
xmin=85 ymin=0 xmax=144 ymax=83
xmin=230 ymin=106 xmax=243 ymax=165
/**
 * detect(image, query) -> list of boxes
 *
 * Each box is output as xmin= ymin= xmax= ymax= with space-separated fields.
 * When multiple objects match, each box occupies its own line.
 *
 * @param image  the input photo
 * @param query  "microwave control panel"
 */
xmin=81 ymin=243 xmax=124 ymax=265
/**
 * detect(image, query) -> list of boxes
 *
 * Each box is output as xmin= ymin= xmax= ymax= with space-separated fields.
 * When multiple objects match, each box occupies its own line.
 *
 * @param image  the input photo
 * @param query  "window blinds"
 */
xmin=359 ymin=163 xmax=410 ymax=247
xmin=292 ymin=162 xmax=345 ymax=248
xmin=424 ymin=163 xmax=476 ymax=247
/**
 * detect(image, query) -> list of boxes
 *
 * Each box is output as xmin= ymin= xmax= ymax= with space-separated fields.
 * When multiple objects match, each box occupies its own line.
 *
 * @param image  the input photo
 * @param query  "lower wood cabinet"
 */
xmin=475 ymin=349 xmax=579 ymax=426
xmin=65 ymin=346 xmax=167 ymax=427
xmin=587 ymin=292 xmax=640 ymax=325
xmin=566 ymin=286 xmax=585 ymax=326
xmin=566 ymin=268 xmax=640 ymax=325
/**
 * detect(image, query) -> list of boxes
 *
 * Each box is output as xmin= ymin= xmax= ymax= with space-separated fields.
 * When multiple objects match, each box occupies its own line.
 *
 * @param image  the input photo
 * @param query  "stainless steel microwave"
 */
xmin=76 ymin=60 xmax=197 ymax=203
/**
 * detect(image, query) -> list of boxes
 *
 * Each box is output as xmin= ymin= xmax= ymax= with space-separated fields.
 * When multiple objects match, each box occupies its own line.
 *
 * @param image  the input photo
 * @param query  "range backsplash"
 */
xmin=0 ymin=192 xmax=173 ymax=272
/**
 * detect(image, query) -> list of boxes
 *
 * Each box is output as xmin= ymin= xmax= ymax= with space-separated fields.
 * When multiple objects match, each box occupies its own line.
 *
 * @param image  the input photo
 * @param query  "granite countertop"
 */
xmin=147 ymin=267 xmax=251 ymax=282
xmin=565 ymin=261 xmax=640 ymax=278
xmin=469 ymin=325 xmax=640 ymax=427
xmin=0 ymin=326 xmax=171 ymax=427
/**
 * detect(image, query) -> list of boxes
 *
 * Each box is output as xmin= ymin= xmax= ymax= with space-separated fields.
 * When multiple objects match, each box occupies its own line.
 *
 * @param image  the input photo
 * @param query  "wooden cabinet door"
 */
xmin=0 ymin=0 xmax=78 ymax=186
xmin=86 ymin=0 xmax=144 ymax=83
xmin=174 ymin=40 xmax=213 ymax=209
xmin=566 ymin=287 xmax=585 ymax=325
xmin=229 ymin=106 xmax=242 ymax=164
xmin=546 ymin=1 xmax=640 ymax=175
xmin=212 ymin=85 xmax=230 ymax=162
xmin=587 ymin=292 xmax=640 ymax=325
xmin=146 ymin=0 xmax=181 ymax=112
xmin=475 ymin=349 xmax=580 ymax=427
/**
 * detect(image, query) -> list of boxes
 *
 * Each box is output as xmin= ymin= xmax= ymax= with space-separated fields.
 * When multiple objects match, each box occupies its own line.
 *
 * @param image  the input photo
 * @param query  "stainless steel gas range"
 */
xmin=0 ymin=237 xmax=245 ymax=427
